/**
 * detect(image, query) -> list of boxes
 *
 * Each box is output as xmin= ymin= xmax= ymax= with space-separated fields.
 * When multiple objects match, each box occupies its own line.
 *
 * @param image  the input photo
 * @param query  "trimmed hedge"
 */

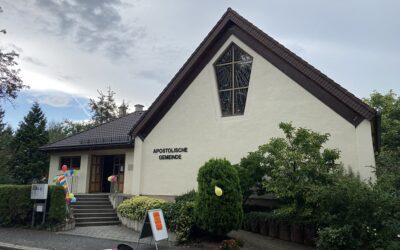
xmin=0 ymin=185 xmax=32 ymax=225
xmin=0 ymin=184 xmax=67 ymax=226
xmin=117 ymin=196 xmax=167 ymax=221
xmin=118 ymin=193 xmax=197 ymax=243
xmin=48 ymin=186 xmax=67 ymax=224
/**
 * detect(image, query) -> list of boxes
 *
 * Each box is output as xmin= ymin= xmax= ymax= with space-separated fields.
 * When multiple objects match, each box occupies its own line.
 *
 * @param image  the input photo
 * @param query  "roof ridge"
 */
xmin=131 ymin=8 xmax=377 ymax=138
xmin=227 ymin=8 xmax=376 ymax=116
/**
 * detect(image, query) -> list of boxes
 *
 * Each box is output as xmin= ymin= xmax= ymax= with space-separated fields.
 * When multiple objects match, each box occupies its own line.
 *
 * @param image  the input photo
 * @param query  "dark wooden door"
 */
xmin=89 ymin=155 xmax=103 ymax=193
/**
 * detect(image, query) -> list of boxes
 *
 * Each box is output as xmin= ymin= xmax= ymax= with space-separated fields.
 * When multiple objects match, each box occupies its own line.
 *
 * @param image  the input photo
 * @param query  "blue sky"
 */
xmin=1 ymin=0 xmax=399 ymax=129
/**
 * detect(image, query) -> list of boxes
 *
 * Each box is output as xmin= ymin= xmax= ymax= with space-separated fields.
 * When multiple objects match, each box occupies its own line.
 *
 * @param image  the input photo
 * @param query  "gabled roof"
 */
xmin=131 ymin=8 xmax=377 ymax=139
xmin=40 ymin=111 xmax=145 ymax=152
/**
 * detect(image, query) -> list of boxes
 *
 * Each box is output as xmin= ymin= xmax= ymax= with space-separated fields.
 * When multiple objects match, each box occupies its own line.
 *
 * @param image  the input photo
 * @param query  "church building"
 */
xmin=41 ymin=9 xmax=380 ymax=197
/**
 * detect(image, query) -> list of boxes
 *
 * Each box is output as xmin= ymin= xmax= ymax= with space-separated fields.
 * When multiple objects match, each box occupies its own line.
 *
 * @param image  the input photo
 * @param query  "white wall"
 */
xmin=47 ymin=148 xmax=135 ymax=194
xmin=48 ymin=152 xmax=90 ymax=193
xmin=134 ymin=35 xmax=376 ymax=196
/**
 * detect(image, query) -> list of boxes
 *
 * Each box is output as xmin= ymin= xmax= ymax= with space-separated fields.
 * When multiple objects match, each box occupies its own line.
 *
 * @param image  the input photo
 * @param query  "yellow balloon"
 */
xmin=69 ymin=193 xmax=74 ymax=199
xmin=215 ymin=186 xmax=223 ymax=197
xmin=107 ymin=176 xmax=112 ymax=182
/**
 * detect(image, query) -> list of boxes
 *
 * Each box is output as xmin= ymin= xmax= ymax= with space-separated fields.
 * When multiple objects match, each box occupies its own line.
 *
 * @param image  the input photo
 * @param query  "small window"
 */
xmin=59 ymin=156 xmax=81 ymax=170
xmin=214 ymin=43 xmax=253 ymax=116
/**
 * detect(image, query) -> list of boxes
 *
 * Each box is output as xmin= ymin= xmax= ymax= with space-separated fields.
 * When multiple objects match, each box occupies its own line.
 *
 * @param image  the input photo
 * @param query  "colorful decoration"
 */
xmin=53 ymin=165 xmax=78 ymax=205
xmin=107 ymin=175 xmax=117 ymax=183
xmin=215 ymin=186 xmax=223 ymax=197
xmin=52 ymin=176 xmax=58 ymax=183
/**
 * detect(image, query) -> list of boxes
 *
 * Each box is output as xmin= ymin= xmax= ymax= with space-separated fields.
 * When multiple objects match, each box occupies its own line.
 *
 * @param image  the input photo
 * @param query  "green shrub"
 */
xmin=0 ymin=185 xmax=32 ymax=225
xmin=175 ymin=190 xmax=196 ymax=203
xmin=47 ymin=186 xmax=66 ymax=225
xmin=194 ymin=159 xmax=243 ymax=236
xmin=117 ymin=196 xmax=167 ymax=221
xmin=313 ymin=175 xmax=400 ymax=249
xmin=236 ymin=150 xmax=269 ymax=202
xmin=164 ymin=201 xmax=196 ymax=243
xmin=0 ymin=184 xmax=67 ymax=226
xmin=317 ymin=225 xmax=358 ymax=250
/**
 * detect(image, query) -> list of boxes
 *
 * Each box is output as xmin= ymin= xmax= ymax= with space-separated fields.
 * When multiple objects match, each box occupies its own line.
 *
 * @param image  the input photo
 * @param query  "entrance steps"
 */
xmin=72 ymin=194 xmax=120 ymax=227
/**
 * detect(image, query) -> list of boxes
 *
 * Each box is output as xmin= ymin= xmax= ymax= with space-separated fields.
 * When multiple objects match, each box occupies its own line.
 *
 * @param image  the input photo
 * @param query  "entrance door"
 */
xmin=113 ymin=155 xmax=125 ymax=193
xmin=89 ymin=155 xmax=103 ymax=192
xmin=89 ymin=154 xmax=125 ymax=193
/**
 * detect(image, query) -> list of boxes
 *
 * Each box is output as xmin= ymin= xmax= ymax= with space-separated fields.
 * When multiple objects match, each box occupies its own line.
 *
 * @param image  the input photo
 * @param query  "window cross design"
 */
xmin=214 ymin=43 xmax=253 ymax=116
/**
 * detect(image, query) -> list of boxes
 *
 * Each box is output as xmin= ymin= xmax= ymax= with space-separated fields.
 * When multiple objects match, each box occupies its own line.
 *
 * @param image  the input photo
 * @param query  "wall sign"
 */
xmin=153 ymin=147 xmax=188 ymax=160
xmin=31 ymin=184 xmax=48 ymax=200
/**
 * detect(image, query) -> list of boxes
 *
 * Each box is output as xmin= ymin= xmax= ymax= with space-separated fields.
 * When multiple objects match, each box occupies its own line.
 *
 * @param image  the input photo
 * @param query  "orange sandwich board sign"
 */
xmin=137 ymin=209 xmax=168 ymax=250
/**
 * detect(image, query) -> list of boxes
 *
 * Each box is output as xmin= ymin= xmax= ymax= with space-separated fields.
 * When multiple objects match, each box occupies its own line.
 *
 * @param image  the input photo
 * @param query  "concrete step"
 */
xmin=73 ymin=208 xmax=116 ymax=214
xmin=75 ymin=217 xmax=119 ymax=223
xmin=75 ymin=221 xmax=121 ymax=227
xmin=74 ymin=212 xmax=117 ymax=218
xmin=73 ymin=201 xmax=111 ymax=205
xmin=71 ymin=204 xmax=113 ymax=209
xmin=75 ymin=194 xmax=109 ymax=197
xmin=75 ymin=198 xmax=109 ymax=202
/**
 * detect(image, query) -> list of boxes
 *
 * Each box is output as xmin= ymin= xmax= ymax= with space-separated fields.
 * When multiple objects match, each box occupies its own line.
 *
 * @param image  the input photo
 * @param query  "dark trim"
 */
xmin=131 ymin=8 xmax=377 ymax=139
xmin=373 ymin=111 xmax=381 ymax=153
xmin=229 ymin=26 xmax=364 ymax=126
xmin=40 ymin=143 xmax=134 ymax=153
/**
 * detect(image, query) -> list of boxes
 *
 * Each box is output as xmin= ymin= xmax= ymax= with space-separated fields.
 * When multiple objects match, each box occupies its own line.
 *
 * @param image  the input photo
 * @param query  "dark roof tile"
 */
xmin=40 ymin=111 xmax=145 ymax=151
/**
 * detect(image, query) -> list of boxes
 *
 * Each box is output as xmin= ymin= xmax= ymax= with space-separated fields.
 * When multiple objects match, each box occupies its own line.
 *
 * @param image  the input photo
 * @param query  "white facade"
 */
xmin=47 ymin=33 xmax=376 ymax=196
xmin=130 ymin=35 xmax=375 ymax=196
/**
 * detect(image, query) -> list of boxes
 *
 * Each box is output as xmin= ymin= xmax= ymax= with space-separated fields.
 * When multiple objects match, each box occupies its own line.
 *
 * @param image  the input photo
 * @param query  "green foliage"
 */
xmin=89 ymin=87 xmax=119 ymax=125
xmin=311 ymin=175 xmax=400 ymax=248
xmin=0 ymin=125 xmax=14 ymax=184
xmin=47 ymin=186 xmax=66 ymax=225
xmin=0 ymin=184 xmax=67 ymax=226
xmin=195 ymin=159 xmax=243 ymax=236
xmin=8 ymin=102 xmax=49 ymax=184
xmin=236 ymin=150 xmax=268 ymax=202
xmin=117 ymin=196 xmax=167 ymax=221
xmin=163 ymin=201 xmax=196 ymax=243
xmin=317 ymin=225 xmax=358 ymax=250
xmin=47 ymin=120 xmax=95 ymax=143
xmin=0 ymin=185 xmax=32 ymax=225
xmin=0 ymin=35 xmax=26 ymax=101
xmin=262 ymin=122 xmax=342 ymax=221
xmin=364 ymin=90 xmax=400 ymax=152
xmin=174 ymin=190 xmax=196 ymax=203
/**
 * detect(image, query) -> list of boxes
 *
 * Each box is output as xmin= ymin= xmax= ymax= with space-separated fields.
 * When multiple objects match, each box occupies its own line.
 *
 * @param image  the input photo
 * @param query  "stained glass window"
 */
xmin=214 ymin=43 xmax=252 ymax=116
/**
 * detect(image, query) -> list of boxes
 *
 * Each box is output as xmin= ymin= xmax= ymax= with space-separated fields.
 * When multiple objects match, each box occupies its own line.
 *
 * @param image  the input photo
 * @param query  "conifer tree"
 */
xmin=9 ymin=102 xmax=49 ymax=183
xmin=89 ymin=87 xmax=118 ymax=124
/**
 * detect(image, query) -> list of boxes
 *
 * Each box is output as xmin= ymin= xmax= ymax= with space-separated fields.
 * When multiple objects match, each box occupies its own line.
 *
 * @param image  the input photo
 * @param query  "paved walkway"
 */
xmin=59 ymin=225 xmax=147 ymax=243
xmin=0 ymin=226 xmax=314 ymax=250
xmin=0 ymin=227 xmax=172 ymax=250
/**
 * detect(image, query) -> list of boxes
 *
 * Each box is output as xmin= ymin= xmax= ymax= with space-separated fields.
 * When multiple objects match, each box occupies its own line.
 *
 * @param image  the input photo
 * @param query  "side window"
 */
xmin=59 ymin=156 xmax=81 ymax=170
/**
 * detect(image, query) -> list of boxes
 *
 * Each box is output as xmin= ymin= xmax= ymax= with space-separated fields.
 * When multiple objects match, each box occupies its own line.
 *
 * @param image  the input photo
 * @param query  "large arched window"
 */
xmin=214 ymin=43 xmax=253 ymax=116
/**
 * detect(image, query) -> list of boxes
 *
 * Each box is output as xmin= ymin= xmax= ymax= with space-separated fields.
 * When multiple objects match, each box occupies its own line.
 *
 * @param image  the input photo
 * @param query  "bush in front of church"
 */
xmin=194 ymin=158 xmax=243 ymax=236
